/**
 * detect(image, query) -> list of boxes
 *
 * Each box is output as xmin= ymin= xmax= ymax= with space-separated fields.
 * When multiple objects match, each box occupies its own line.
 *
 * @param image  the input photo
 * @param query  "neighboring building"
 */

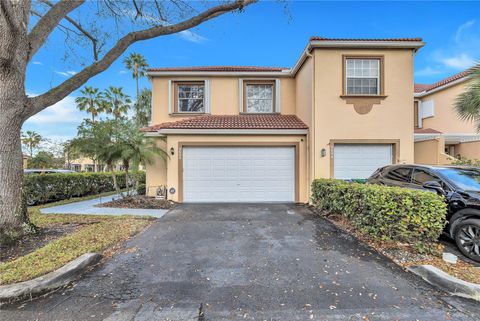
xmin=22 ymin=154 xmax=29 ymax=168
xmin=142 ymin=37 xmax=424 ymax=203
xmin=66 ymin=157 xmax=144 ymax=172
xmin=414 ymin=68 xmax=480 ymax=164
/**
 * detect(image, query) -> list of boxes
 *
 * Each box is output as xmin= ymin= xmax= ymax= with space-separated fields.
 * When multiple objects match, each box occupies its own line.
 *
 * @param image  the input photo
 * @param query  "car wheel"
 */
xmin=454 ymin=218 xmax=480 ymax=262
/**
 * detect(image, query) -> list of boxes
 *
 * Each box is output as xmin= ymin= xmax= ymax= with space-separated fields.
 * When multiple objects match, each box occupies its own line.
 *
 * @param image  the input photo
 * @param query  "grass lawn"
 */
xmin=0 ymin=192 xmax=154 ymax=285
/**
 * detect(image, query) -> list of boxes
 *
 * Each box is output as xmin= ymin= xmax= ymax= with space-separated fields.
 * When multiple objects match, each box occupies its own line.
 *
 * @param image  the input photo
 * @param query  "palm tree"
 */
xmin=455 ymin=65 xmax=480 ymax=131
xmin=123 ymin=52 xmax=149 ymax=100
xmin=21 ymin=130 xmax=43 ymax=157
xmin=75 ymin=87 xmax=105 ymax=122
xmin=134 ymin=88 xmax=152 ymax=128
xmin=103 ymin=86 xmax=132 ymax=120
xmin=117 ymin=121 xmax=167 ymax=195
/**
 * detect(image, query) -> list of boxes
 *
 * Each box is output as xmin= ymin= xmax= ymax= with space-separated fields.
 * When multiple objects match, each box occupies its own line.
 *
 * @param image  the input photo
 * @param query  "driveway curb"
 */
xmin=0 ymin=253 xmax=101 ymax=303
xmin=408 ymin=264 xmax=480 ymax=301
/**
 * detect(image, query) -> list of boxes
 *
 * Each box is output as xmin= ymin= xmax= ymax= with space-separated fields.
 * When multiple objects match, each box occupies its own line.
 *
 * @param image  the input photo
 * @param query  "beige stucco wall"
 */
xmin=419 ymin=80 xmax=477 ymax=133
xmin=312 ymin=49 xmax=415 ymax=178
xmin=414 ymin=139 xmax=442 ymax=164
xmin=145 ymin=139 xmax=168 ymax=196
xmin=414 ymin=138 xmax=456 ymax=165
xmin=145 ymin=134 xmax=308 ymax=203
xmin=150 ymin=76 xmax=297 ymax=125
xmin=455 ymin=141 xmax=480 ymax=160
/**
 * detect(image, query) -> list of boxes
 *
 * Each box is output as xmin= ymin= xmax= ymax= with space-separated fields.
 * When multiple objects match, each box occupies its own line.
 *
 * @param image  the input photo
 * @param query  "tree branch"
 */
xmin=41 ymin=0 xmax=99 ymax=61
xmin=27 ymin=0 xmax=256 ymax=117
xmin=27 ymin=0 xmax=84 ymax=62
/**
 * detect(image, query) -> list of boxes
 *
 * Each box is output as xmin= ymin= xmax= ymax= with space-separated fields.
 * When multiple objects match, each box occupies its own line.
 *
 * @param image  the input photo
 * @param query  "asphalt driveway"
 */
xmin=1 ymin=203 xmax=478 ymax=320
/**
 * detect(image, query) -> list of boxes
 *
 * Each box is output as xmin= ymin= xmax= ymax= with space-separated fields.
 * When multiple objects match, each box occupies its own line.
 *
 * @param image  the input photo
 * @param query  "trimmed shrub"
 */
xmin=136 ymin=183 xmax=146 ymax=196
xmin=311 ymin=179 xmax=447 ymax=244
xmin=24 ymin=171 xmax=146 ymax=204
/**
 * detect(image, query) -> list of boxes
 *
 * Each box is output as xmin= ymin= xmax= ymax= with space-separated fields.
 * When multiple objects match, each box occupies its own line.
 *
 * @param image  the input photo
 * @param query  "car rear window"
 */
xmin=385 ymin=167 xmax=412 ymax=183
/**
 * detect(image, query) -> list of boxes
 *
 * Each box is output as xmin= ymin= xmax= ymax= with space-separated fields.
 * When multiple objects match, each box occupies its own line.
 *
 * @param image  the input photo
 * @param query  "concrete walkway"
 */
xmin=40 ymin=194 xmax=169 ymax=218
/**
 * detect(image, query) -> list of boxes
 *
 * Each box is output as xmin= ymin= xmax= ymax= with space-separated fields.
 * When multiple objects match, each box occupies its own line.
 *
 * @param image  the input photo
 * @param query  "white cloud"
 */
xmin=417 ymin=20 xmax=480 ymax=79
xmin=415 ymin=66 xmax=443 ymax=77
xmin=25 ymin=95 xmax=82 ymax=125
xmin=440 ymin=53 xmax=476 ymax=69
xmin=32 ymin=61 xmax=43 ymax=65
xmin=456 ymin=20 xmax=476 ymax=43
xmin=55 ymin=70 xmax=77 ymax=77
xmin=178 ymin=30 xmax=209 ymax=43
xmin=118 ymin=70 xmax=129 ymax=75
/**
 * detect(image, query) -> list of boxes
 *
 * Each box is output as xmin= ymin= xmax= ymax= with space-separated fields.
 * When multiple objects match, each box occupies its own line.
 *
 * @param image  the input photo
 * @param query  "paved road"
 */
xmin=1 ymin=204 xmax=478 ymax=320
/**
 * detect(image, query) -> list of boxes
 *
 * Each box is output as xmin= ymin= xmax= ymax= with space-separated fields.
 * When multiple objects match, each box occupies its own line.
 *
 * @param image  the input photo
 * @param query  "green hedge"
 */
xmin=24 ymin=171 xmax=146 ymax=204
xmin=311 ymin=179 xmax=447 ymax=244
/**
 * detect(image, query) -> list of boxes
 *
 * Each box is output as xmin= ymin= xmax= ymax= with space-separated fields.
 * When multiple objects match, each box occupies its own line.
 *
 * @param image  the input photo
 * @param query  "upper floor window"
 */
xmin=243 ymin=80 xmax=276 ymax=113
xmin=174 ymin=81 xmax=205 ymax=113
xmin=345 ymin=58 xmax=382 ymax=95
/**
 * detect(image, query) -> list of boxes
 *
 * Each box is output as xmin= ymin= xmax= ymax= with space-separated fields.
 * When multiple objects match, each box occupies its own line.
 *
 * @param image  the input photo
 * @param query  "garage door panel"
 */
xmin=183 ymin=146 xmax=295 ymax=202
xmin=334 ymin=144 xmax=392 ymax=180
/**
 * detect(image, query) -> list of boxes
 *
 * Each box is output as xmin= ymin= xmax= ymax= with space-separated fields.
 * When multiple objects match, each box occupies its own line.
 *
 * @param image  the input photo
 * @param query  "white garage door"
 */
xmin=183 ymin=146 xmax=295 ymax=202
xmin=334 ymin=144 xmax=393 ymax=179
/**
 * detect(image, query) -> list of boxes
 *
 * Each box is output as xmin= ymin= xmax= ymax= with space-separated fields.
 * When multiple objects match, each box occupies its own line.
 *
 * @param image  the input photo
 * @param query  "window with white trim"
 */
xmin=174 ymin=81 xmax=205 ymax=113
xmin=244 ymin=81 xmax=275 ymax=113
xmin=345 ymin=58 xmax=381 ymax=95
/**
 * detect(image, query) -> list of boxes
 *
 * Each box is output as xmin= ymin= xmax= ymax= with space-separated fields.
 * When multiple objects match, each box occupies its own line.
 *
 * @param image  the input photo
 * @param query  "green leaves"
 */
xmin=311 ymin=179 xmax=447 ymax=244
xmin=24 ymin=171 xmax=146 ymax=204
xmin=454 ymin=65 xmax=480 ymax=132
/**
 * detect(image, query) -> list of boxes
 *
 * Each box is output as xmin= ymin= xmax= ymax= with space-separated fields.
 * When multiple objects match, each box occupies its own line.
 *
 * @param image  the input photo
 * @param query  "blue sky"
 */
xmin=24 ymin=1 xmax=480 ymax=141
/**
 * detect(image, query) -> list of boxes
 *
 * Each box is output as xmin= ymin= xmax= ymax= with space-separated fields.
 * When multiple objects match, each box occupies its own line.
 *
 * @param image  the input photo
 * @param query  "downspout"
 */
xmin=305 ymin=48 xmax=315 ymax=202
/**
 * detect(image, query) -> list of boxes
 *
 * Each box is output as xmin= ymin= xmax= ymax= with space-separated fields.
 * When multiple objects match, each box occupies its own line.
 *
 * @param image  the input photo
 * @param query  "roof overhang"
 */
xmin=147 ymin=39 xmax=424 ymax=79
xmin=414 ymin=133 xmax=480 ymax=144
xmin=152 ymin=129 xmax=308 ymax=135
xmin=309 ymin=40 xmax=425 ymax=51
xmin=147 ymin=70 xmax=291 ymax=77
xmin=414 ymin=76 xmax=471 ymax=98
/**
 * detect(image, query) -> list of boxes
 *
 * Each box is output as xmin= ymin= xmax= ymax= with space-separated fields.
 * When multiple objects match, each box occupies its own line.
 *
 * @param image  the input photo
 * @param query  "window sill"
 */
xmin=340 ymin=95 xmax=388 ymax=99
xmin=169 ymin=113 xmax=208 ymax=117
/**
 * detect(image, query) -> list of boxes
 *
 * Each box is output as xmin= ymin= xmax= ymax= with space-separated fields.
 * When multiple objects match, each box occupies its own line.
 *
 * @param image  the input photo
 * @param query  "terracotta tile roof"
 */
xmin=418 ymin=67 xmax=477 ymax=94
xmin=147 ymin=66 xmax=289 ymax=72
xmin=414 ymin=128 xmax=443 ymax=134
xmin=141 ymin=115 xmax=308 ymax=132
xmin=414 ymin=84 xmax=431 ymax=93
xmin=310 ymin=37 xmax=423 ymax=42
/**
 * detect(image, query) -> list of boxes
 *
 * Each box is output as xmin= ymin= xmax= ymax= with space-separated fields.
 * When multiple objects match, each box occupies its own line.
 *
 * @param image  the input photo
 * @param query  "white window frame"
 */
xmin=168 ymin=79 xmax=211 ymax=114
xmin=239 ymin=78 xmax=281 ymax=113
xmin=345 ymin=58 xmax=381 ymax=96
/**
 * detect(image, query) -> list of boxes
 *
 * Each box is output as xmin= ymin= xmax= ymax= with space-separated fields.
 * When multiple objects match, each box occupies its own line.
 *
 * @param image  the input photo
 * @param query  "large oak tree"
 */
xmin=0 ymin=0 xmax=255 ymax=239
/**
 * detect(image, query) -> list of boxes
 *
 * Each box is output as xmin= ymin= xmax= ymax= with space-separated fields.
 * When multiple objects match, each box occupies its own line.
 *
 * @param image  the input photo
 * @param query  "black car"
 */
xmin=368 ymin=164 xmax=480 ymax=262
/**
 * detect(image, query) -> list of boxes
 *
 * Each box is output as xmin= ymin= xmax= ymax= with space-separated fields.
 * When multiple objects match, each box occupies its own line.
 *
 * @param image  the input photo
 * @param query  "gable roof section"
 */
xmin=142 ymin=114 xmax=308 ymax=132
xmin=310 ymin=37 xmax=423 ymax=42
xmin=147 ymin=66 xmax=288 ymax=72
xmin=415 ymin=66 xmax=478 ymax=96
xmin=414 ymin=84 xmax=431 ymax=93
xmin=148 ymin=37 xmax=424 ymax=77
xmin=414 ymin=128 xmax=443 ymax=134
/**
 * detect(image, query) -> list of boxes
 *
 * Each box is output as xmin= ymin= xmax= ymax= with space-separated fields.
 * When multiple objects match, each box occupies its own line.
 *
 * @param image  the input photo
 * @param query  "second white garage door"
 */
xmin=333 ymin=144 xmax=393 ymax=179
xmin=183 ymin=146 xmax=295 ymax=202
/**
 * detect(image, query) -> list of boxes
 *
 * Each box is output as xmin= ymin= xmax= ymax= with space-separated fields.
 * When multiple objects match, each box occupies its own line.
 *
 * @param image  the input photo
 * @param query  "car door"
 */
xmin=411 ymin=167 xmax=450 ymax=193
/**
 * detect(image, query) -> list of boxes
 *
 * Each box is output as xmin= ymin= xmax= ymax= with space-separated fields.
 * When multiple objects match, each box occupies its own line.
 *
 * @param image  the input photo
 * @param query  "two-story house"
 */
xmin=142 ymin=37 xmax=424 ymax=203
xmin=414 ymin=68 xmax=480 ymax=164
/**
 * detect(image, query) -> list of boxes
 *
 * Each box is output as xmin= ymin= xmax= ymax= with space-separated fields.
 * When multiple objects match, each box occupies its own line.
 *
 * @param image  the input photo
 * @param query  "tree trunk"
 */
xmin=0 ymin=0 xmax=34 ymax=241
xmin=109 ymin=163 xmax=120 ymax=193
xmin=123 ymin=160 xmax=130 ymax=197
